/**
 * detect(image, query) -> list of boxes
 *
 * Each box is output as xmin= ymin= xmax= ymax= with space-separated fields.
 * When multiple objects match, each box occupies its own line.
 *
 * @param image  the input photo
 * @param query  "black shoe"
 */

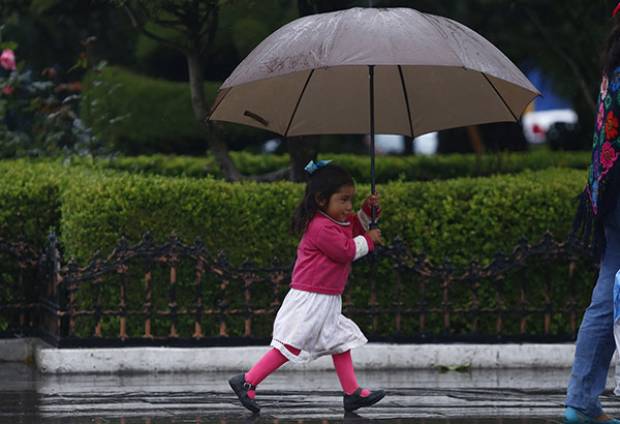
xmin=343 ymin=387 xmax=385 ymax=412
xmin=228 ymin=373 xmax=260 ymax=413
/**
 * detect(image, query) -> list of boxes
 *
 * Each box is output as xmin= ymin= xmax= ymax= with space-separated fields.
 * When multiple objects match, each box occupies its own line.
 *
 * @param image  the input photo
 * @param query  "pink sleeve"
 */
xmin=314 ymin=225 xmax=357 ymax=264
xmin=314 ymin=223 xmax=373 ymax=263
xmin=347 ymin=214 xmax=375 ymax=253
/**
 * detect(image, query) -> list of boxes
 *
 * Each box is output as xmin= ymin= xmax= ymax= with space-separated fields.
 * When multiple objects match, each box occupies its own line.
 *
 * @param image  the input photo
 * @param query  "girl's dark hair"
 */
xmin=291 ymin=164 xmax=354 ymax=235
xmin=603 ymin=15 xmax=620 ymax=73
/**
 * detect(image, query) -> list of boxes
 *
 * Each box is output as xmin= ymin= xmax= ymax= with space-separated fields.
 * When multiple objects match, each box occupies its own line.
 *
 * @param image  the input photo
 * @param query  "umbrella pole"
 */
xmin=368 ymin=65 xmax=377 ymax=229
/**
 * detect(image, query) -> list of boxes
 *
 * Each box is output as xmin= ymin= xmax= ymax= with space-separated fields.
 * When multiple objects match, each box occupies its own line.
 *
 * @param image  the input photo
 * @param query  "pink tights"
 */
xmin=244 ymin=345 xmax=369 ymax=398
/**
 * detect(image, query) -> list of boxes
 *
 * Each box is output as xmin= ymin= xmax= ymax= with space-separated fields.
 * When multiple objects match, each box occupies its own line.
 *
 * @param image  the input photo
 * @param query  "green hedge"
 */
xmin=0 ymin=160 xmax=64 ymax=333
xmin=65 ymin=149 xmax=590 ymax=183
xmin=59 ymin=167 xmax=586 ymax=266
xmin=0 ymin=160 xmax=63 ymax=247
xmin=80 ymin=66 xmax=262 ymax=155
xmin=0 ymin=158 xmax=587 ymax=265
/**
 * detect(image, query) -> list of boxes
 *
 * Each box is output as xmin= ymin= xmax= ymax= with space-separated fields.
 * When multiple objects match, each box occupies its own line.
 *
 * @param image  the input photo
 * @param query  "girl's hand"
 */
xmin=366 ymin=228 xmax=383 ymax=245
xmin=362 ymin=194 xmax=381 ymax=217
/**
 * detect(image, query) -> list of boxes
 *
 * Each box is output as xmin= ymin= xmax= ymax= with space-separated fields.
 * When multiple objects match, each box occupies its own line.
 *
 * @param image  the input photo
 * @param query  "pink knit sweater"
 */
xmin=290 ymin=211 xmax=375 ymax=295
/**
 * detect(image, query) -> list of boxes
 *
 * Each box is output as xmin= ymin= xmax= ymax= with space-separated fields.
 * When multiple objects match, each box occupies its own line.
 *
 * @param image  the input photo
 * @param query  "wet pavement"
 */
xmin=2 ymin=363 xmax=620 ymax=423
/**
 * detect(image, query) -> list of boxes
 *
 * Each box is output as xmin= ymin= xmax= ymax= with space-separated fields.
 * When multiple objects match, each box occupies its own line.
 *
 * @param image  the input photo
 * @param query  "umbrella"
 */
xmin=208 ymin=7 xmax=539 ymax=224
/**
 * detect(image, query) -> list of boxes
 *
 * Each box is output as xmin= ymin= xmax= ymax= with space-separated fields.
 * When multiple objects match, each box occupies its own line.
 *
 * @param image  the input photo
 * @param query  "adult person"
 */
xmin=566 ymin=3 xmax=620 ymax=423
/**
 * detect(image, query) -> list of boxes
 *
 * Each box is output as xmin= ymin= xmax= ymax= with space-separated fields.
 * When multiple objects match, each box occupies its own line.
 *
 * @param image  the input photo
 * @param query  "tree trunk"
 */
xmin=466 ymin=126 xmax=485 ymax=155
xmin=287 ymin=136 xmax=320 ymax=182
xmin=186 ymin=51 xmax=241 ymax=181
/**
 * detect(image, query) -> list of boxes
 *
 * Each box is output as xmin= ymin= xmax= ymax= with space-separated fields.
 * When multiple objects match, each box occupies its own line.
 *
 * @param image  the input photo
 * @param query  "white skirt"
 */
xmin=270 ymin=288 xmax=368 ymax=363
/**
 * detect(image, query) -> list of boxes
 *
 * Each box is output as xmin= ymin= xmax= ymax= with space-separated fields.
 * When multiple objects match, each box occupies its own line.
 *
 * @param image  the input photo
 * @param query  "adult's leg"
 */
xmin=566 ymin=223 xmax=620 ymax=417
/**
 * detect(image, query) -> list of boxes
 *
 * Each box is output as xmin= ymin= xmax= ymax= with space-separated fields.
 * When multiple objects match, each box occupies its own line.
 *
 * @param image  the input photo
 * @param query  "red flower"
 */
xmin=2 ymin=85 xmax=14 ymax=95
xmin=601 ymin=141 xmax=619 ymax=172
xmin=606 ymin=111 xmax=619 ymax=140
xmin=0 ymin=49 xmax=16 ymax=71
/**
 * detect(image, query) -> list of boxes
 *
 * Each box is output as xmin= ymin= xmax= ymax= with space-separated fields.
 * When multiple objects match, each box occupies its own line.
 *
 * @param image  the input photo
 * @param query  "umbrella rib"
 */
xmin=481 ymin=73 xmax=518 ymax=121
xmin=284 ymin=69 xmax=315 ymax=137
xmin=207 ymin=87 xmax=232 ymax=121
xmin=397 ymin=65 xmax=415 ymax=137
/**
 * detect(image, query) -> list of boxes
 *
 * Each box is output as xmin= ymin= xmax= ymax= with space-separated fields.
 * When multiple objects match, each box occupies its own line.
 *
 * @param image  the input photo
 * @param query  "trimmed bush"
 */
xmin=80 ymin=66 xmax=263 ymax=155
xmin=65 ymin=149 xmax=590 ymax=183
xmin=59 ymin=167 xmax=586 ymax=265
xmin=0 ymin=160 xmax=64 ymax=333
xmin=59 ymin=173 xmax=301 ymax=263
xmin=0 ymin=160 xmax=63 ymax=247
xmin=332 ymin=149 xmax=590 ymax=183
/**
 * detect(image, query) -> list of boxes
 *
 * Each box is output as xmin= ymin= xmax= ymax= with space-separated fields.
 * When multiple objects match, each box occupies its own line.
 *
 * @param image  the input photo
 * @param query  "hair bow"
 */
xmin=304 ymin=159 xmax=332 ymax=175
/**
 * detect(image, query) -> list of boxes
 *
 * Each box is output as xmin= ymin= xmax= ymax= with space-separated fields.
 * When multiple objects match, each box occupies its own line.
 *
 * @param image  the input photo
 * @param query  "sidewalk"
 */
xmin=2 ymin=362 xmax=620 ymax=422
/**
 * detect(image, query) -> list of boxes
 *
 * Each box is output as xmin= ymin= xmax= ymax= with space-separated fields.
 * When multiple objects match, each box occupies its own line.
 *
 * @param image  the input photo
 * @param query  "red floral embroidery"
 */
xmin=606 ymin=111 xmax=619 ymax=140
xmin=601 ymin=141 xmax=618 ymax=172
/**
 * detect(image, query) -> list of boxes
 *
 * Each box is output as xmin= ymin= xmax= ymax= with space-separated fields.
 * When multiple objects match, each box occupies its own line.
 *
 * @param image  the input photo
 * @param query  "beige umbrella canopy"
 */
xmin=209 ymin=7 xmax=538 ymax=137
xmin=209 ymin=7 xmax=539 ymax=221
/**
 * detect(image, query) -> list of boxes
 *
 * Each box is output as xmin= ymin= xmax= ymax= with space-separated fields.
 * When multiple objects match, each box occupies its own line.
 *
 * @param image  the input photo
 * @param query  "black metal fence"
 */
xmin=0 ymin=232 xmax=597 ymax=347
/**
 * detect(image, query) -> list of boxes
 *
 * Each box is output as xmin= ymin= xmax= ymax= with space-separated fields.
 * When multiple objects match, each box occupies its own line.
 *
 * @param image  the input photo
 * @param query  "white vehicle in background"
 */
xmin=521 ymin=108 xmax=578 ymax=145
xmin=521 ymin=68 xmax=578 ymax=145
xmin=374 ymin=133 xmax=438 ymax=155
xmin=261 ymin=132 xmax=439 ymax=155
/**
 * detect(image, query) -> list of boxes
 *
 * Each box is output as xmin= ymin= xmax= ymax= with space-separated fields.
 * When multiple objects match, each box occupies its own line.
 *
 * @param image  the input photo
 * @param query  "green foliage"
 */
xmin=0 ymin=159 xmax=64 ymax=335
xmin=378 ymin=168 xmax=584 ymax=266
xmin=80 ymin=66 xmax=263 ymax=155
xmin=58 ymin=166 xmax=585 ymax=265
xmin=0 ymin=30 xmax=113 ymax=159
xmin=231 ymin=18 xmax=271 ymax=58
xmin=0 ymin=160 xmax=62 ymax=246
xmin=59 ymin=171 xmax=302 ymax=263
xmin=64 ymin=150 xmax=591 ymax=182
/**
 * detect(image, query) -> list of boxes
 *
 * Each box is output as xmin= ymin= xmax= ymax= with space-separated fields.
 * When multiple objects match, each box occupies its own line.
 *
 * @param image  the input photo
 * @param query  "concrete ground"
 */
xmin=2 ymin=363 xmax=620 ymax=423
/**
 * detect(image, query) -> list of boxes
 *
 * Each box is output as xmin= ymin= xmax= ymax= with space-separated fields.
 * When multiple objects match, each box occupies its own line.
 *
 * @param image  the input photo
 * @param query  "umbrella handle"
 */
xmin=369 ymin=205 xmax=379 ymax=229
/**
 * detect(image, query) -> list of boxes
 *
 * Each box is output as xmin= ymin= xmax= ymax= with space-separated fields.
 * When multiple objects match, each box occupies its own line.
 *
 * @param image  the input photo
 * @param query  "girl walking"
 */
xmin=229 ymin=160 xmax=385 ymax=413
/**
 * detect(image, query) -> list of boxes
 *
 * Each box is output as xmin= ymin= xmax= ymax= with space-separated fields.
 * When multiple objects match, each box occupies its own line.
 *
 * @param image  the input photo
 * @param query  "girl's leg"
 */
xmin=566 ymin=223 xmax=620 ymax=417
xmin=244 ymin=344 xmax=301 ymax=397
xmin=332 ymin=350 xmax=370 ymax=397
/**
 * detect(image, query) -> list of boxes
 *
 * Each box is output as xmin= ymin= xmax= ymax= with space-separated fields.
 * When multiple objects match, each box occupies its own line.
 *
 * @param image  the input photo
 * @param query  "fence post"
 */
xmin=39 ymin=231 xmax=67 ymax=344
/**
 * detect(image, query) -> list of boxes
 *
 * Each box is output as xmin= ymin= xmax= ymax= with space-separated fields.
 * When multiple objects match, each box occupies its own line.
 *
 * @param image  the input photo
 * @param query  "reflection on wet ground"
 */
xmin=1 ymin=363 xmax=618 ymax=423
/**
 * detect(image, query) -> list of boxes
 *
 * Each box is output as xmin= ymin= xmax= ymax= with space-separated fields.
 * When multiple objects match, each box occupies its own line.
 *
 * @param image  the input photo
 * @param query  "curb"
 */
xmin=24 ymin=342 xmax=580 ymax=374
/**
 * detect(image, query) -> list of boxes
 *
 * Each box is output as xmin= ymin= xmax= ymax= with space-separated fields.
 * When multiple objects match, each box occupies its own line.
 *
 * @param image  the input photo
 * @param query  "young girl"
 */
xmin=229 ymin=160 xmax=385 ymax=413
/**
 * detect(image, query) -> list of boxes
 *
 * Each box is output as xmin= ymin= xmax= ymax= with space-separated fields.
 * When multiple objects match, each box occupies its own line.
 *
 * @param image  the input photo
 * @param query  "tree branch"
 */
xmin=122 ymin=4 xmax=187 ymax=54
xmin=523 ymin=6 xmax=596 ymax=113
xmin=199 ymin=6 xmax=219 ymax=54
